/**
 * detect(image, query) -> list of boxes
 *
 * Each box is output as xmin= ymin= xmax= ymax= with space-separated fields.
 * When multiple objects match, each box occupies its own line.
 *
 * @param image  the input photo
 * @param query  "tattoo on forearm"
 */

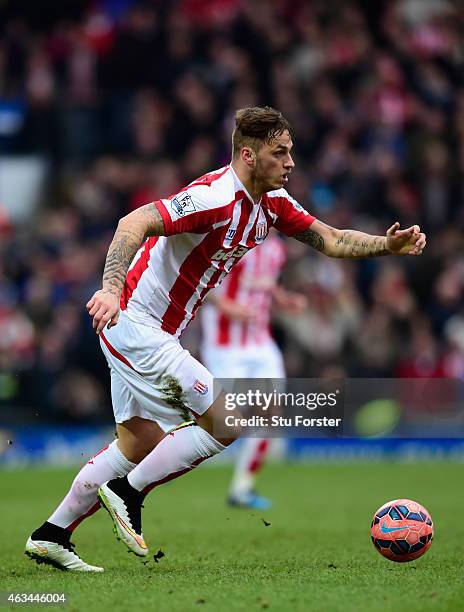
xmin=101 ymin=204 xmax=165 ymax=296
xmin=293 ymin=228 xmax=325 ymax=252
xmin=102 ymin=229 xmax=145 ymax=295
xmin=334 ymin=232 xmax=389 ymax=258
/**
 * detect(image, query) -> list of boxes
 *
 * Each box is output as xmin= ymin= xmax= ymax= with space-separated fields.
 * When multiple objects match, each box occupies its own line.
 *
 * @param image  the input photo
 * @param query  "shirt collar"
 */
xmin=229 ymin=165 xmax=261 ymax=206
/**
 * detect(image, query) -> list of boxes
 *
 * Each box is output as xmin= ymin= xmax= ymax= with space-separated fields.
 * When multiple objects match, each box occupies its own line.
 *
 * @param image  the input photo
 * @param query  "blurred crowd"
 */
xmin=0 ymin=0 xmax=463 ymax=422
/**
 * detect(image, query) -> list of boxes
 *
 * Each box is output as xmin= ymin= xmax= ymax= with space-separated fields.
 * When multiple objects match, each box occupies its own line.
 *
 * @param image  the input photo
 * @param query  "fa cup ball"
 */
xmin=371 ymin=499 xmax=433 ymax=562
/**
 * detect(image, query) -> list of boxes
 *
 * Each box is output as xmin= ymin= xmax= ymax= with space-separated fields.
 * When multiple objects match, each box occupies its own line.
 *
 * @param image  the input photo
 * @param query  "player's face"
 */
xmin=255 ymin=130 xmax=295 ymax=192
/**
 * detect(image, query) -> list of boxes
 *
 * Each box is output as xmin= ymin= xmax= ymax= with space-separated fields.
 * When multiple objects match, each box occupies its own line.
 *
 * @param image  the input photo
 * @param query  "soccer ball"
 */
xmin=371 ymin=498 xmax=433 ymax=563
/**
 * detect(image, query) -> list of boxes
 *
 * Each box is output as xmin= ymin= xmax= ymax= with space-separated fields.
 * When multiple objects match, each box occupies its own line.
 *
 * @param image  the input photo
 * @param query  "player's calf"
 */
xmin=24 ymin=430 xmax=158 ymax=572
xmin=97 ymin=415 xmax=231 ymax=557
xmin=116 ymin=416 xmax=165 ymax=463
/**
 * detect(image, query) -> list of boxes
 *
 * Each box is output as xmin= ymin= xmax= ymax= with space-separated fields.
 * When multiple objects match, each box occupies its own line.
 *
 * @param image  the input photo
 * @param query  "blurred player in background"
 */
xmin=201 ymin=232 xmax=307 ymax=509
xmin=25 ymin=106 xmax=426 ymax=571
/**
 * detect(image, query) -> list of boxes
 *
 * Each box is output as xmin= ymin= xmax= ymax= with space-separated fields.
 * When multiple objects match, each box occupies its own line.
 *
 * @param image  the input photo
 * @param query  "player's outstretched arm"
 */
xmin=293 ymin=220 xmax=426 ymax=259
xmin=87 ymin=203 xmax=166 ymax=334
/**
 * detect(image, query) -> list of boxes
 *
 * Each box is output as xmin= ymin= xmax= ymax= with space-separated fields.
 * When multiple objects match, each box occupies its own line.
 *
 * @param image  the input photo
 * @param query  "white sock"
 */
xmin=229 ymin=438 xmax=270 ymax=498
xmin=48 ymin=440 xmax=136 ymax=530
xmin=127 ymin=423 xmax=224 ymax=493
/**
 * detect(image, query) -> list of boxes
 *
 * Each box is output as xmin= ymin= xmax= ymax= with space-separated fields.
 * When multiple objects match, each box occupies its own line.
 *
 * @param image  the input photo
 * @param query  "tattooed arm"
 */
xmin=293 ymin=220 xmax=426 ymax=259
xmin=87 ymin=203 xmax=165 ymax=334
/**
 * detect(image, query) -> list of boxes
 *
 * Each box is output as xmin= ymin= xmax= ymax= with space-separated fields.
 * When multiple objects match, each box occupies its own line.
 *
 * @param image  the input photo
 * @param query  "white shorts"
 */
xmin=100 ymin=311 xmax=215 ymax=432
xmin=201 ymin=339 xmax=285 ymax=379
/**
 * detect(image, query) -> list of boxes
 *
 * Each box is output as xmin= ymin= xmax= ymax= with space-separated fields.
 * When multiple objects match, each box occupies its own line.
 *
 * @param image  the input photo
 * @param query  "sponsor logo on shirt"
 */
xmin=171 ymin=193 xmax=196 ymax=217
xmin=211 ymin=245 xmax=249 ymax=262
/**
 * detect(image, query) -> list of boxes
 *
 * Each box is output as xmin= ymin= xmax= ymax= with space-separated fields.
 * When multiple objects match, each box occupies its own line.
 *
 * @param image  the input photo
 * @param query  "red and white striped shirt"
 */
xmin=201 ymin=234 xmax=287 ymax=347
xmin=120 ymin=165 xmax=314 ymax=338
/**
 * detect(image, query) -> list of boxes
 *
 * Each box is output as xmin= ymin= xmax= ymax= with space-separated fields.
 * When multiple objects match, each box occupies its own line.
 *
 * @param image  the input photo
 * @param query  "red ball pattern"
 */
xmin=371 ymin=498 xmax=434 ymax=563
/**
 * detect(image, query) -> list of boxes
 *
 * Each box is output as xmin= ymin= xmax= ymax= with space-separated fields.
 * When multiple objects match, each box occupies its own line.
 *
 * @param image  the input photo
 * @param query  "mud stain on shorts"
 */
xmin=159 ymin=375 xmax=192 ymax=422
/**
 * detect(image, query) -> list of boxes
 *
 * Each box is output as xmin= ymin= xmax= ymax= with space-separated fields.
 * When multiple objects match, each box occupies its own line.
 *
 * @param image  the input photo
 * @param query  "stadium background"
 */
xmin=0 ymin=0 xmax=463 ymax=463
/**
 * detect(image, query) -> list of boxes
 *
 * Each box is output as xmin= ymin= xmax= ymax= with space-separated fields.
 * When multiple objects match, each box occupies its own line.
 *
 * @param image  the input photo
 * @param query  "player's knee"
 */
xmin=214 ymin=430 xmax=240 ymax=447
xmin=196 ymin=392 xmax=241 ymax=446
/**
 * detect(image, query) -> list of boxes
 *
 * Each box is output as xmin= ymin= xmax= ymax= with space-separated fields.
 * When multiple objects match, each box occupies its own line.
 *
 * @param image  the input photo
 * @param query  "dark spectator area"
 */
xmin=0 ymin=0 xmax=463 ymax=423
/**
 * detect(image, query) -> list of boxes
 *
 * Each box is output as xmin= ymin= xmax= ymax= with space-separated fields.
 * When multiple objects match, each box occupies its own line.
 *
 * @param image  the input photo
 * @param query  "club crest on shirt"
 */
xmin=171 ymin=193 xmax=196 ymax=217
xmin=255 ymin=221 xmax=268 ymax=243
xmin=193 ymin=379 xmax=208 ymax=395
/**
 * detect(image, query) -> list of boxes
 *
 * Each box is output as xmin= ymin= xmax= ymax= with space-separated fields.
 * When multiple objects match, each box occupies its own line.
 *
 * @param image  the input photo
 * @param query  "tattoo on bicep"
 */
xmin=141 ymin=203 xmax=166 ymax=236
xmin=293 ymin=228 xmax=325 ymax=252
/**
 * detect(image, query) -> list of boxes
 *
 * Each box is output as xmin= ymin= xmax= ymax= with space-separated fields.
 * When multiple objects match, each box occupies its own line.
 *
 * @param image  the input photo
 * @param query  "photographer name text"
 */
xmin=224 ymin=415 xmax=342 ymax=428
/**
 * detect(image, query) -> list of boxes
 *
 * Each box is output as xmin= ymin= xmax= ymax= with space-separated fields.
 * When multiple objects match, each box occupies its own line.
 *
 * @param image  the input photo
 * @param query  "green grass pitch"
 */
xmin=2 ymin=462 xmax=463 ymax=611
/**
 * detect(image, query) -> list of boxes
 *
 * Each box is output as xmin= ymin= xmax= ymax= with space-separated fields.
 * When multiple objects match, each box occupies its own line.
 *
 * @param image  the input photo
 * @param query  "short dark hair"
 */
xmin=232 ymin=106 xmax=292 ymax=158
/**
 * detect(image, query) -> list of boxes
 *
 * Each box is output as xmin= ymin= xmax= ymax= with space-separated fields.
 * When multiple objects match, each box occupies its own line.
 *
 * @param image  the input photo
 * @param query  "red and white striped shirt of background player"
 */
xmin=119 ymin=165 xmax=315 ymax=339
xmin=200 ymin=234 xmax=287 ymax=348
